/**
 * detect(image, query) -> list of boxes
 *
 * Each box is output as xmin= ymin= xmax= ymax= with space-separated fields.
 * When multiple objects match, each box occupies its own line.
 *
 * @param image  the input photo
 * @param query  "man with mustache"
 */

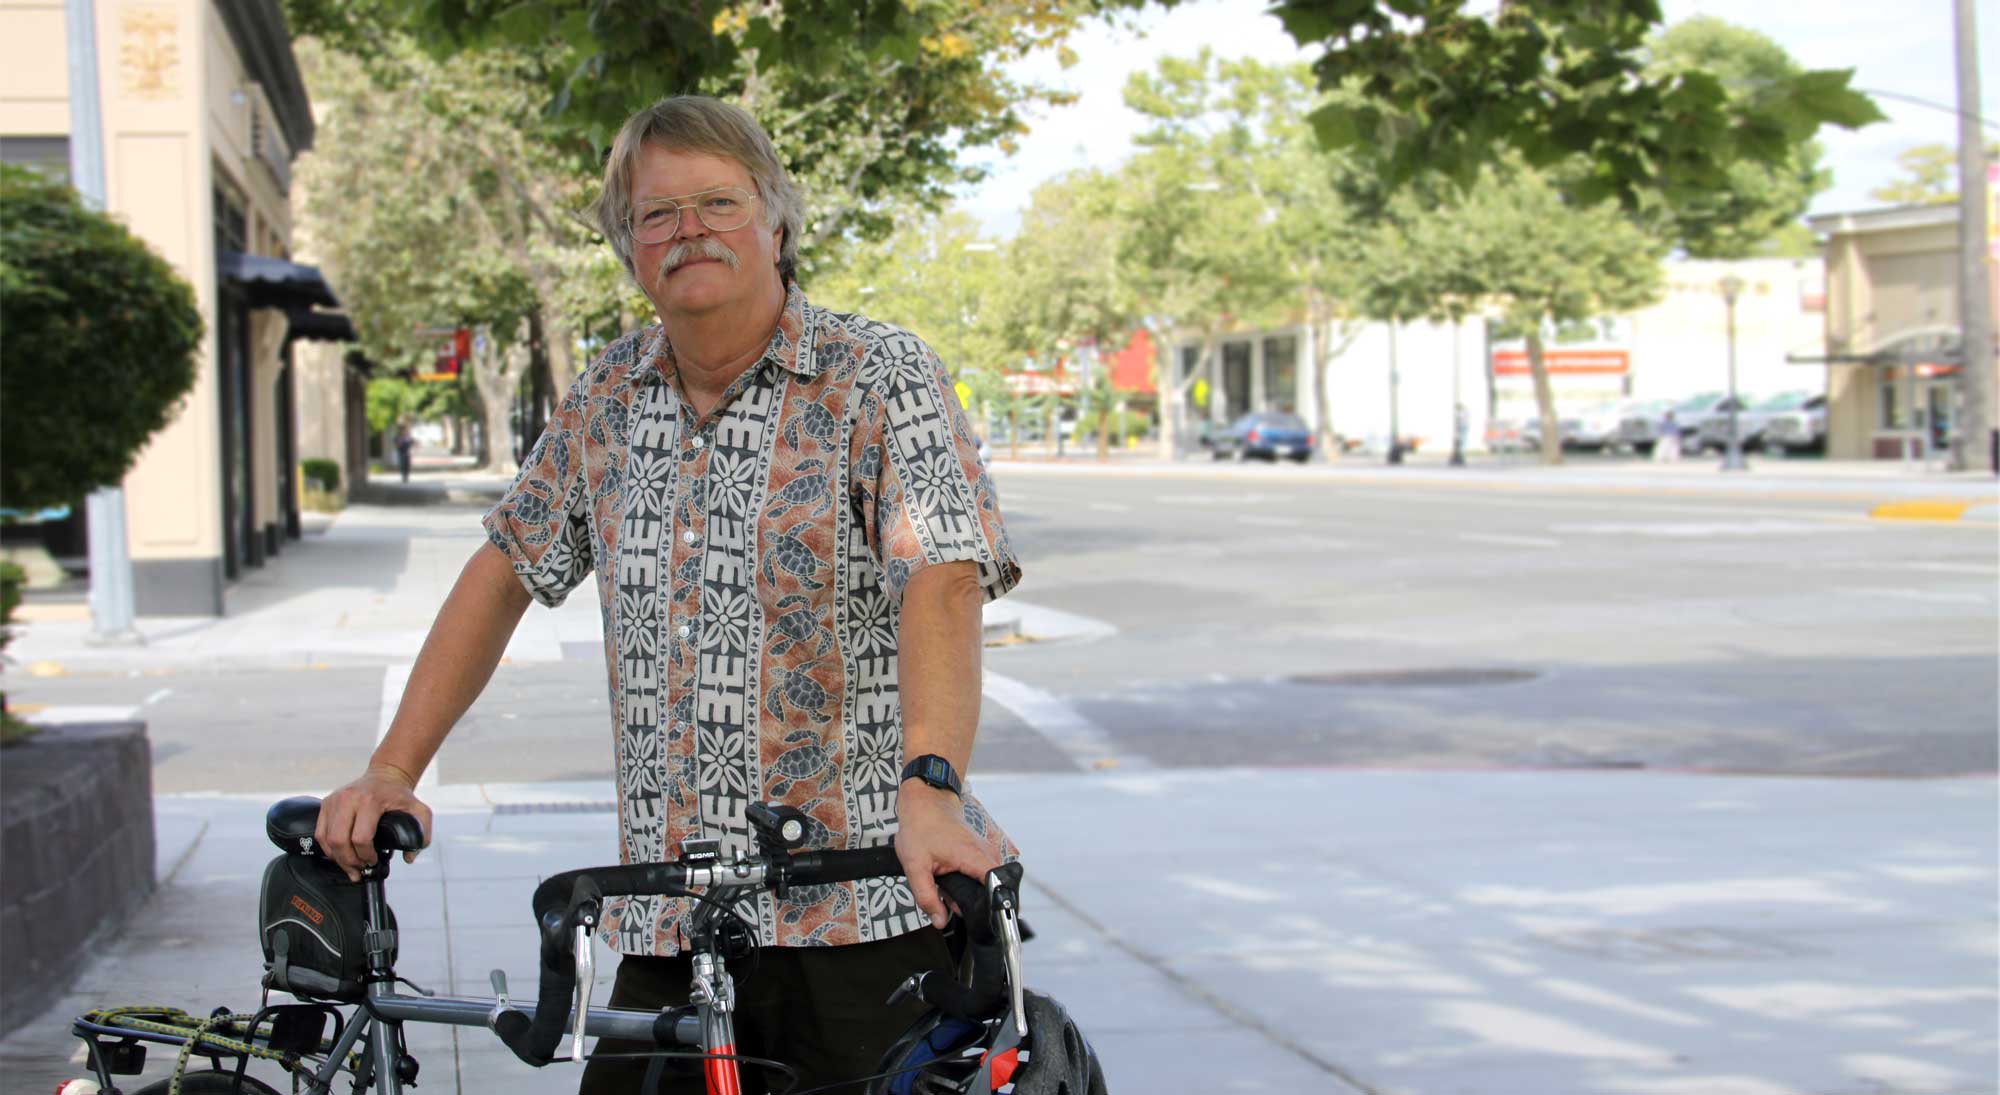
xmin=313 ymin=96 xmax=1022 ymax=1094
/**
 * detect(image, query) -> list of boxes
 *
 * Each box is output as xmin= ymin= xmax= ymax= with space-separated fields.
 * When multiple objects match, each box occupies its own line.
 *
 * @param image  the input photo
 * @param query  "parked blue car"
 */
xmin=1209 ymin=411 xmax=1315 ymax=462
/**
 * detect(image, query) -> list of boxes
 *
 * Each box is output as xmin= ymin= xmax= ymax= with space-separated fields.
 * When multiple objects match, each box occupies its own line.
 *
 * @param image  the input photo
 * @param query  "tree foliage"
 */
xmin=1276 ymin=0 xmax=1882 ymax=213
xmin=284 ymin=0 xmax=1108 ymax=269
xmin=1870 ymin=142 xmax=2000 ymax=206
xmin=0 ymin=165 xmax=203 ymax=509
xmin=1643 ymin=17 xmax=1828 ymax=258
xmin=294 ymin=37 xmax=623 ymax=471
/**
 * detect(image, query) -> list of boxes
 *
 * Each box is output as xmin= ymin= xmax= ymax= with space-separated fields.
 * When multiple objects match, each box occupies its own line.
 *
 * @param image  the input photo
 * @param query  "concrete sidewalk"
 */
xmin=3 ymin=770 xmax=1992 ymax=1093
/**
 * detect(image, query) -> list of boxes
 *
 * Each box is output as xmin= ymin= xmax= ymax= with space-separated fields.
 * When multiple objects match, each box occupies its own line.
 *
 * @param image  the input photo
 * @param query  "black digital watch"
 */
xmin=899 ymin=753 xmax=963 ymax=797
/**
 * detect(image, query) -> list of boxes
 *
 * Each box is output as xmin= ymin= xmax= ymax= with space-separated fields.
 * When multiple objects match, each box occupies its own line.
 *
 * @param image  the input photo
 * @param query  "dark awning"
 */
xmin=218 ymin=250 xmax=340 ymax=310
xmin=285 ymin=307 xmax=358 ymax=344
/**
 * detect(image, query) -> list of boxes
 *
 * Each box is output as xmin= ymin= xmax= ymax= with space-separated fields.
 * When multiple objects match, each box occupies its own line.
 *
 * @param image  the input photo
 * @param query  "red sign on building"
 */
xmin=1492 ymin=348 xmax=1629 ymax=376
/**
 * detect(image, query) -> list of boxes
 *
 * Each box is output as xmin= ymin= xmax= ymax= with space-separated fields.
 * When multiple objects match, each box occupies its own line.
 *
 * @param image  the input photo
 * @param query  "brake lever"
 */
xmin=570 ymin=914 xmax=596 ymax=1061
xmin=986 ymin=869 xmax=1026 ymax=1040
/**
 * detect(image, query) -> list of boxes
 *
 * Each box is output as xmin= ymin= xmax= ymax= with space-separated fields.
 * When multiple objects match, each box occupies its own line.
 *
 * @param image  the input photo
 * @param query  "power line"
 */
xmin=1854 ymin=87 xmax=2000 ymax=132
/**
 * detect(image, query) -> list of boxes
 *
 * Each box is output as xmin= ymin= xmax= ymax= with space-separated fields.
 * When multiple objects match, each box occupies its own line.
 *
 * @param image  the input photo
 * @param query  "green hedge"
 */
xmin=301 ymin=458 xmax=341 ymax=493
xmin=0 ymin=165 xmax=202 ymax=510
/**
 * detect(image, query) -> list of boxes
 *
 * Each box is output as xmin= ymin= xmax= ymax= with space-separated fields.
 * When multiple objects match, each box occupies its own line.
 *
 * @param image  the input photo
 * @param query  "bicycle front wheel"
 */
xmin=127 ymin=1070 xmax=283 ymax=1095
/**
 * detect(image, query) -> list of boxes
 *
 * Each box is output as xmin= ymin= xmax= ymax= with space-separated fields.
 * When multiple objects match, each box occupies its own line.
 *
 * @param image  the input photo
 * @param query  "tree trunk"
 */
xmin=1526 ymin=329 xmax=1564 ymax=466
xmin=470 ymin=323 xmax=533 ymax=476
xmin=1007 ymin=407 xmax=1020 ymax=461
xmin=1310 ymin=306 xmax=1363 ymax=461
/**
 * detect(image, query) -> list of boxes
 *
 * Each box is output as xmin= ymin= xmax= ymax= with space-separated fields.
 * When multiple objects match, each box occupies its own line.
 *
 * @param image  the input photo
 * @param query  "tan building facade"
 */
xmin=1807 ymin=204 xmax=1997 ymax=460
xmin=2 ymin=0 xmax=346 ymax=613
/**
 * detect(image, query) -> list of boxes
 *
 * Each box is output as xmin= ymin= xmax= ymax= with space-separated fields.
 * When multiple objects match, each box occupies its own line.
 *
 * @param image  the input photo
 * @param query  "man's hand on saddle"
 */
xmin=316 ymin=763 xmax=433 ymax=882
xmin=894 ymin=782 xmax=1001 ymax=930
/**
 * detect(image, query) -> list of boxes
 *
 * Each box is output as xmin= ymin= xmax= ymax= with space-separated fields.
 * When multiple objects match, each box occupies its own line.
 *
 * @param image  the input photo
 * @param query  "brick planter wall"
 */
xmin=0 ymin=721 xmax=154 ymax=1037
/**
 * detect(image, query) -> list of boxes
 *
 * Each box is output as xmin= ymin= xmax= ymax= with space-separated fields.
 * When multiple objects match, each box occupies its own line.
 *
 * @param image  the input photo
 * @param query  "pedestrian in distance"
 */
xmin=311 ymin=95 xmax=1022 ymax=1095
xmin=1654 ymin=409 xmax=1681 ymax=463
xmin=394 ymin=421 xmax=415 ymax=483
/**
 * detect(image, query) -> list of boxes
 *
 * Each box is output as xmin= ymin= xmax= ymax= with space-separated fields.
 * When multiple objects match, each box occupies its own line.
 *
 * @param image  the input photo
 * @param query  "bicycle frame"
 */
xmin=289 ymin=871 xmax=737 ymax=1095
xmin=297 ymin=982 xmax=704 ymax=1095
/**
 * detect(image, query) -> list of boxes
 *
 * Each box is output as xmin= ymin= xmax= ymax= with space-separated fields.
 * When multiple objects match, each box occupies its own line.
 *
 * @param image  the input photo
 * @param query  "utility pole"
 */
xmin=1951 ymin=0 xmax=1995 ymax=474
xmin=67 ymin=0 xmax=142 ymax=643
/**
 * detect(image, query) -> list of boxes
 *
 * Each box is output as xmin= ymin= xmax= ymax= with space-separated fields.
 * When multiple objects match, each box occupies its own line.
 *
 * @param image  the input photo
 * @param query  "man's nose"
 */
xmin=672 ymin=206 xmax=708 ymax=239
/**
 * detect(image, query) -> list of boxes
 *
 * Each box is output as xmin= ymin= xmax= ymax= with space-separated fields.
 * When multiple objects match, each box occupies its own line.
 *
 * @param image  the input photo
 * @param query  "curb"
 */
xmin=1869 ymin=500 xmax=2000 ymax=522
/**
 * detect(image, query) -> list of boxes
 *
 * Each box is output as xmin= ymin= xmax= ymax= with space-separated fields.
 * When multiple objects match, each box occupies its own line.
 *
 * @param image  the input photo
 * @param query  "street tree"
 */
xmin=286 ymin=0 xmax=1106 ymax=276
xmin=1276 ymin=0 xmax=1882 ymax=212
xmin=295 ymin=37 xmax=615 ymax=474
xmin=1440 ymin=163 xmax=1666 ymax=464
xmin=986 ymin=169 xmax=1134 ymax=459
xmin=1870 ymin=142 xmax=2000 ymax=206
xmin=1643 ymin=17 xmax=1830 ymax=258
xmin=0 ymin=165 xmax=202 ymax=510
xmin=1115 ymin=51 xmax=1306 ymax=459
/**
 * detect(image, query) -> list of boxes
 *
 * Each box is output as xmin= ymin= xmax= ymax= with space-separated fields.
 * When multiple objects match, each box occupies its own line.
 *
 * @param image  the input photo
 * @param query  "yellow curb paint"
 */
xmin=14 ymin=603 xmax=89 ymax=622
xmin=1870 ymin=500 xmax=1977 ymax=521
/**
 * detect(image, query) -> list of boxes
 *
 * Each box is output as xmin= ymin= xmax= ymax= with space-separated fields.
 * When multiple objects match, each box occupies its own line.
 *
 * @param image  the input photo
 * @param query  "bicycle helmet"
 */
xmin=871 ymin=989 xmax=1107 ymax=1095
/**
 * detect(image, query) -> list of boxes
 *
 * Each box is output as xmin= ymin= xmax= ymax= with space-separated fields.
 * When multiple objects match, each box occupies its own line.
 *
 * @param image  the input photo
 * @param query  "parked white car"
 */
xmin=1696 ymin=390 xmax=1820 ymax=452
xmin=1613 ymin=398 xmax=1677 ymax=454
xmin=1562 ymin=400 xmax=1644 ymax=451
xmin=1754 ymin=393 xmax=1829 ymax=453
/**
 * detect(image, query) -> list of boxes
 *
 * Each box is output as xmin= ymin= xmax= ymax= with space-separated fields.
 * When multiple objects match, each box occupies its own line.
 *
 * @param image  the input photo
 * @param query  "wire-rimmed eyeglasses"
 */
xmin=628 ymin=187 xmax=759 ymax=245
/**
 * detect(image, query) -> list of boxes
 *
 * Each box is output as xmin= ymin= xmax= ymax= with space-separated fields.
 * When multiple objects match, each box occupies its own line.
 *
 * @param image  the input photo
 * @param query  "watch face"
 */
xmin=905 ymin=754 xmax=960 ymax=793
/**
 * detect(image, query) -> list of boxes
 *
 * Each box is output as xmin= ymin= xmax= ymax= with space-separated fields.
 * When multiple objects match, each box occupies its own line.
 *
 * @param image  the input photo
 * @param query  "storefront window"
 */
xmin=1878 ymin=368 xmax=1906 ymax=430
xmin=1262 ymin=334 xmax=1298 ymax=412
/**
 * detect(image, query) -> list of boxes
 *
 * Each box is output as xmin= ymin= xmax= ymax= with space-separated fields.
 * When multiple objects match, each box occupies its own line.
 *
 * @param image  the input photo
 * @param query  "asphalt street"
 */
xmin=14 ymin=463 xmax=1995 ymax=788
xmin=6 ymin=459 xmax=1997 ymax=1094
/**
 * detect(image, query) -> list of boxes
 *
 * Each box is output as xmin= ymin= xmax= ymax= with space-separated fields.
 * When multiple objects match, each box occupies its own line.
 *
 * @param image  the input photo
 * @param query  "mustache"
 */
xmin=658 ymin=238 xmax=740 ymax=278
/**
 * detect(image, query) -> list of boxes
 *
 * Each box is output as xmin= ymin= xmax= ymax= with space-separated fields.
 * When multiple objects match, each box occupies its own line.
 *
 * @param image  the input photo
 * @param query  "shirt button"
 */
xmin=682 ymin=529 xmax=697 ymax=545
xmin=691 ymin=434 xmax=706 ymax=449
xmin=677 ymin=623 xmax=691 ymax=640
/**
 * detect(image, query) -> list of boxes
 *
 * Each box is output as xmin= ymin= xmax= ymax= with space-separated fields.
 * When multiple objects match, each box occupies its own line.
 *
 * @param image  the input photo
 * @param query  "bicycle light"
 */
xmin=746 ymin=802 xmax=811 ymax=850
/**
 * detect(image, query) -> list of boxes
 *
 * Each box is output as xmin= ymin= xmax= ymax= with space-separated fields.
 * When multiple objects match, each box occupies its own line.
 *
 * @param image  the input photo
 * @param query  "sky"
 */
xmin=956 ymin=0 xmax=2000 ymax=240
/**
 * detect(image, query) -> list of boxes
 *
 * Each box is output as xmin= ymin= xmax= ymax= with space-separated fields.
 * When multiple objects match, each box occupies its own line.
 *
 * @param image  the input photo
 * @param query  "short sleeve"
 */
xmin=850 ymin=333 xmax=1021 ymax=604
xmin=482 ymin=371 xmax=596 ymax=608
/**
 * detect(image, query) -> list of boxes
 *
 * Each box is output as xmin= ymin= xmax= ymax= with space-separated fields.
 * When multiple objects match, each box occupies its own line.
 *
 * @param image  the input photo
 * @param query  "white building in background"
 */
xmin=1168 ymin=255 xmax=1826 ymax=454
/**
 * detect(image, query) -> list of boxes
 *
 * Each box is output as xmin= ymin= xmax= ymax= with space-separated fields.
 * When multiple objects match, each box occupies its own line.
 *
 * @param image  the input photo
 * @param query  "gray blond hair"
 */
xmin=591 ymin=96 xmax=802 ymax=285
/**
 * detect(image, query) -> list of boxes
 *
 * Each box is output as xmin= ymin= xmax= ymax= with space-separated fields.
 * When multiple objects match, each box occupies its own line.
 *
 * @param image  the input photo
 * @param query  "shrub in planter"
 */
xmin=0 ymin=164 xmax=203 ymax=511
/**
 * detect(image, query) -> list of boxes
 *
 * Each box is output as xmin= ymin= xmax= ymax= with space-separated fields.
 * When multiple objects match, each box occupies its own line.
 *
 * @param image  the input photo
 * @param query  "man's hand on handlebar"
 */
xmin=893 ymin=784 xmax=1001 ymax=930
xmin=316 ymin=763 xmax=433 ymax=882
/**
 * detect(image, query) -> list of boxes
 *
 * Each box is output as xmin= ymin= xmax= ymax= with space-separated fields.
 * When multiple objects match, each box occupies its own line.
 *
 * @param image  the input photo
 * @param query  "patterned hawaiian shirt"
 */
xmin=482 ymin=283 xmax=1022 ymax=956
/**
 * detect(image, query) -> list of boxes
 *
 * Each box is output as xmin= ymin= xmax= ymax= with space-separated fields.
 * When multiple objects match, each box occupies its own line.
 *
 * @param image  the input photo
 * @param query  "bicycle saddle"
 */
xmin=266 ymin=796 xmax=425 ymax=858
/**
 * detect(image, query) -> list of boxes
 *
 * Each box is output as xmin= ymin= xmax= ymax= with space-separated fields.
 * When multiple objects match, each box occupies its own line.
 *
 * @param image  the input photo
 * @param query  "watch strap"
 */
xmin=900 ymin=754 xmax=963 ymax=796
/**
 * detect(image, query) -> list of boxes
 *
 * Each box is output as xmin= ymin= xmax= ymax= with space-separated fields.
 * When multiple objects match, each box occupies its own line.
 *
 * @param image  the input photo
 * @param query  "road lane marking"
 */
xmin=1839 ymin=587 xmax=1995 ymax=606
xmin=144 ymin=688 xmax=173 ymax=706
xmin=982 ymin=671 xmax=1151 ymax=772
xmin=1906 ymin=562 xmax=1998 ymax=576
xmin=1240 ymin=515 xmax=1303 ymax=529
xmin=1553 ymin=519 xmax=1844 ymax=537
xmin=1088 ymin=501 xmax=1132 ymax=513
xmin=1459 ymin=533 xmax=1560 ymax=548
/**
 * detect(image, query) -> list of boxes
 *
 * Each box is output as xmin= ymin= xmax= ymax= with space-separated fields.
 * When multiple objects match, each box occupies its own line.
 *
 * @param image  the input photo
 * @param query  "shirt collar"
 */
xmin=632 ymin=281 xmax=820 ymax=387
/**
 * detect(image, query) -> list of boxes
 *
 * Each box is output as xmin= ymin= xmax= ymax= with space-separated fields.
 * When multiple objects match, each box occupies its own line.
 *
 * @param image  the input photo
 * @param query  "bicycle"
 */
xmin=62 ymin=794 xmax=1076 ymax=1095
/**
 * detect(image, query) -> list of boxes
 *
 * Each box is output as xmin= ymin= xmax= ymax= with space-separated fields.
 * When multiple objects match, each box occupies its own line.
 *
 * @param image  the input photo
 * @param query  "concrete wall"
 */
xmin=0 ymin=722 xmax=155 ymax=1037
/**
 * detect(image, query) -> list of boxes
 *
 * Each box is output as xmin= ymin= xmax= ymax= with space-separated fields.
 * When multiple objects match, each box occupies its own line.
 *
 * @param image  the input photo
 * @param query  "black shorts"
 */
xmin=576 ymin=927 xmax=955 ymax=1095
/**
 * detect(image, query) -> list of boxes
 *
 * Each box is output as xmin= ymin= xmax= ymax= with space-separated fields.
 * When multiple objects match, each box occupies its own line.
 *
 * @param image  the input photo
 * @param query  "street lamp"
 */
xmin=1717 ymin=274 xmax=1748 ymax=471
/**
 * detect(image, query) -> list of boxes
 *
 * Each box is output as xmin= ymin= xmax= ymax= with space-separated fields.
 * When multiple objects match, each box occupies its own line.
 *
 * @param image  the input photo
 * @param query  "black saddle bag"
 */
xmin=258 ymin=853 xmax=395 ymax=1002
